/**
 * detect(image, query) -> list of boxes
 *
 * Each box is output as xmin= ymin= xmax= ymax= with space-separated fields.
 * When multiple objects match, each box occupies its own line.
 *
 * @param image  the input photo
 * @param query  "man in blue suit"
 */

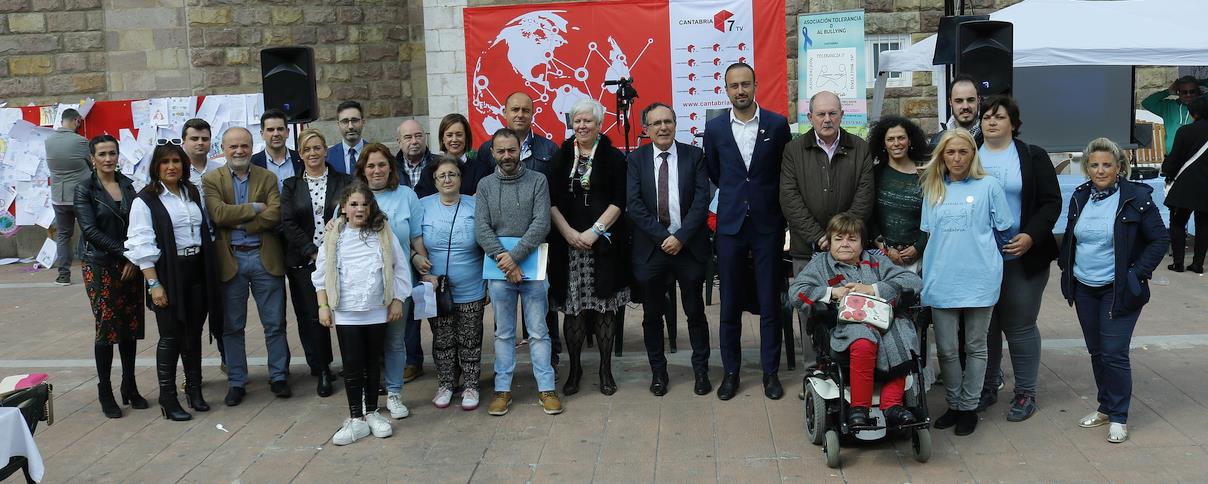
xmin=250 ymin=109 xmax=302 ymax=192
xmin=627 ymin=103 xmax=713 ymax=397
xmin=326 ymin=100 xmax=368 ymax=175
xmin=702 ymin=63 xmax=791 ymax=401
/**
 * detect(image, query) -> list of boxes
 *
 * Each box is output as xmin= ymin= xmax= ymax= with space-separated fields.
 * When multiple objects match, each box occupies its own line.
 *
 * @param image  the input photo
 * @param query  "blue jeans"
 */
xmin=488 ymin=279 xmax=555 ymax=392
xmin=1073 ymin=280 xmax=1140 ymax=424
xmin=222 ymin=249 xmax=289 ymax=388
xmin=382 ymin=298 xmax=412 ymax=394
xmin=405 ymin=309 xmax=424 ymax=368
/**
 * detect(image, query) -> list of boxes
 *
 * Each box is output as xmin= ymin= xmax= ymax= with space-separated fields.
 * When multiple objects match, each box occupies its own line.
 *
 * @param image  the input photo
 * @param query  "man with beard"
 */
xmin=474 ymin=128 xmax=561 ymax=416
xmin=251 ymin=109 xmax=302 ymax=191
xmin=703 ymin=62 xmax=792 ymax=401
xmin=475 ymin=92 xmax=563 ymax=365
xmin=930 ymin=74 xmax=983 ymax=148
xmin=326 ymin=101 xmax=368 ymax=175
xmin=203 ymin=127 xmax=291 ymax=406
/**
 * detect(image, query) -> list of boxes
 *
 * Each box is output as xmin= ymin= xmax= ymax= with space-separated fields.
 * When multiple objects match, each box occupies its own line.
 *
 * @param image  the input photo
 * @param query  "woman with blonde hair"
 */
xmin=919 ymin=128 xmax=1013 ymax=436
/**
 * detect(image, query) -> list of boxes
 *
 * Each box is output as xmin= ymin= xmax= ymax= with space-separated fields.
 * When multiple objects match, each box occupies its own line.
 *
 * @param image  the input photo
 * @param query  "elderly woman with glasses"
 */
xmin=549 ymin=98 xmax=631 ymax=396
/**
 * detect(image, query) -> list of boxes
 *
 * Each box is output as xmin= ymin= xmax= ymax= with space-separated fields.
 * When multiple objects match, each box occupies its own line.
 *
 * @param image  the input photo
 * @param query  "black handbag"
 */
xmin=435 ymin=201 xmax=460 ymax=317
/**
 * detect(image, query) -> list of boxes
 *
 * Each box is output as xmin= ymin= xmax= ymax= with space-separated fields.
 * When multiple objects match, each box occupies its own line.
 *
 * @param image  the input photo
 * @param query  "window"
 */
xmin=866 ymin=34 xmax=913 ymax=88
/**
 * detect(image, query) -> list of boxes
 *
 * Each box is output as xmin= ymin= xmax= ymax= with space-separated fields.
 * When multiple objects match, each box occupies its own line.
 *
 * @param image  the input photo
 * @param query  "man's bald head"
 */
xmin=397 ymin=119 xmax=427 ymax=163
xmin=222 ymin=126 xmax=253 ymax=171
xmin=807 ymin=91 xmax=844 ymax=143
xmin=503 ymin=92 xmax=535 ymax=135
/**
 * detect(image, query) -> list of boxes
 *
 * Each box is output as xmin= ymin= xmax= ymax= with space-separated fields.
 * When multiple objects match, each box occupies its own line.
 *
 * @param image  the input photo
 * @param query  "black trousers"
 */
xmin=336 ymin=323 xmax=386 ymax=418
xmin=154 ymin=254 xmax=207 ymax=395
xmin=287 ymin=264 xmax=333 ymax=373
xmin=1169 ymin=207 xmax=1207 ymax=267
xmin=638 ymin=251 xmax=711 ymax=373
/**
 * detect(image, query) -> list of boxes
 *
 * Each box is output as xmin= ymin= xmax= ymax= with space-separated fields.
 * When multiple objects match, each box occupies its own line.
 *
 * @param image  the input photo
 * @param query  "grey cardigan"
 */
xmin=789 ymin=251 xmax=922 ymax=376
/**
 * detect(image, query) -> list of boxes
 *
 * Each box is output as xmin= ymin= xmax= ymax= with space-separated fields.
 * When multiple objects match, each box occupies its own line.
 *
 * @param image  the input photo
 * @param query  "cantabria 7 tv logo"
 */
xmin=713 ymin=10 xmax=742 ymax=32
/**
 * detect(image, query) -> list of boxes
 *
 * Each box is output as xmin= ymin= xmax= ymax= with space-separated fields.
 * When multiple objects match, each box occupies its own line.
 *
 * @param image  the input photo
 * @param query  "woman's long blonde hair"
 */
xmin=920 ymin=128 xmax=986 ymax=205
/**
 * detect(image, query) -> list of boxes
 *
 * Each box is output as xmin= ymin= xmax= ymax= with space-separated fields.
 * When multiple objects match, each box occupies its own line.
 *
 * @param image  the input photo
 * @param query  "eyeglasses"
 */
xmin=1177 ymin=89 xmax=1201 ymax=95
xmin=338 ymin=118 xmax=363 ymax=126
xmin=435 ymin=173 xmax=460 ymax=181
xmin=156 ymin=138 xmax=182 ymax=146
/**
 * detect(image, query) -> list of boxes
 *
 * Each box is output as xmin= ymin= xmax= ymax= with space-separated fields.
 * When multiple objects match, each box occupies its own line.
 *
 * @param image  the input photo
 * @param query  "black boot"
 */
xmin=562 ymin=314 xmax=584 ymax=396
xmin=156 ymin=337 xmax=191 ymax=421
xmin=595 ymin=312 xmax=617 ymax=396
xmin=98 ymin=383 xmax=122 ymax=419
xmin=182 ymin=342 xmax=209 ymax=412
xmin=117 ymin=340 xmax=148 ymax=409
xmin=95 ymin=344 xmax=122 ymax=418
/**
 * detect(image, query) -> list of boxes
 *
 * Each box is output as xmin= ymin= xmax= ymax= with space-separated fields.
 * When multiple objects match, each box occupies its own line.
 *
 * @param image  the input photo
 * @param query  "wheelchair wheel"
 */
xmin=911 ymin=428 xmax=932 ymax=463
xmin=824 ymin=429 xmax=841 ymax=468
xmin=804 ymin=380 xmax=828 ymax=445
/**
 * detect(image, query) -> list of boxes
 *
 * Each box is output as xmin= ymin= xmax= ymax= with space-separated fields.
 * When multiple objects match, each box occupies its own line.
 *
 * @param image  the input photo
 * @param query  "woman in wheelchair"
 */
xmin=790 ymin=213 xmax=923 ymax=429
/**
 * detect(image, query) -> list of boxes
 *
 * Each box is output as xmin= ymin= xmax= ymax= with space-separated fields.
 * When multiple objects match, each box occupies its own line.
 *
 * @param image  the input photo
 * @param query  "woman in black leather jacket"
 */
xmin=74 ymin=135 xmax=146 ymax=418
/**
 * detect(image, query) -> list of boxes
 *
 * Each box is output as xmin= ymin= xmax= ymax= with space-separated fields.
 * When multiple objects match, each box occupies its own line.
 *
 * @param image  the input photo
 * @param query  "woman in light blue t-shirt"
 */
xmin=420 ymin=156 xmax=487 ymax=411
xmin=920 ymin=129 xmax=1014 ymax=437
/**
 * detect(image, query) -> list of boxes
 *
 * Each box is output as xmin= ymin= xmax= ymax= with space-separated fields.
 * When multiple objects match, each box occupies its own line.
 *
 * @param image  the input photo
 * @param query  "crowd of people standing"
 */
xmin=52 ymin=63 xmax=1199 ymax=447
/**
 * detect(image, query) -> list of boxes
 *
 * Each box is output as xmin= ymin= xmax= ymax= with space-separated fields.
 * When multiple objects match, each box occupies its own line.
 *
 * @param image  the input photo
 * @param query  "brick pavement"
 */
xmin=2 ymin=262 xmax=1207 ymax=483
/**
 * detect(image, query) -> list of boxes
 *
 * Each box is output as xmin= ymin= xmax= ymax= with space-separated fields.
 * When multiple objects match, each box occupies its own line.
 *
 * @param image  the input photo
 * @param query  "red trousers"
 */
xmin=849 ymin=338 xmax=906 ymax=408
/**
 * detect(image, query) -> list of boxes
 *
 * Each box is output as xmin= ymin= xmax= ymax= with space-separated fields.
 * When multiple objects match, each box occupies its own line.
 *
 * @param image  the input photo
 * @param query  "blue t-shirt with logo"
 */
xmin=920 ymin=176 xmax=1014 ymax=308
xmin=1073 ymin=190 xmax=1118 ymax=287
xmin=978 ymin=143 xmax=1024 ymax=260
xmin=421 ymin=194 xmax=485 ymax=303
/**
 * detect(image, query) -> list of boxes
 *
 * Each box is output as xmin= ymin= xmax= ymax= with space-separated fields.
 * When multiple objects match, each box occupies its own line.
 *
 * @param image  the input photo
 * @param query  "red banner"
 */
xmin=464 ymin=0 xmax=786 ymax=149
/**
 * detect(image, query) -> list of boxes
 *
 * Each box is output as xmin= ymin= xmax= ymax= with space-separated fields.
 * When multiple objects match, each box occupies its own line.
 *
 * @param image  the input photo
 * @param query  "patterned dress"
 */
xmin=83 ymin=198 xmax=145 ymax=344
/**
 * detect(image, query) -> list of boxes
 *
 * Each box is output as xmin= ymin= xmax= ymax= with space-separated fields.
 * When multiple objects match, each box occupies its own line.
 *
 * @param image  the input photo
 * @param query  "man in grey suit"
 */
xmin=626 ymin=103 xmax=713 ymax=397
xmin=44 ymin=109 xmax=93 ymax=285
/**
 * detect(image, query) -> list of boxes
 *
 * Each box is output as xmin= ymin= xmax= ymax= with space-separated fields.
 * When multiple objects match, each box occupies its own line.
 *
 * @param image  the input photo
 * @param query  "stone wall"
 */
xmin=2 ymin=0 xmax=429 ymax=125
xmin=1 ymin=0 xmax=108 ymax=104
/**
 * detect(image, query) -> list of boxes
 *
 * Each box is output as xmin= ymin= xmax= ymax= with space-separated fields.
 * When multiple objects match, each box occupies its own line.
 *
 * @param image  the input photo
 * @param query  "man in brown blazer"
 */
xmin=203 ymin=126 xmax=290 ymax=406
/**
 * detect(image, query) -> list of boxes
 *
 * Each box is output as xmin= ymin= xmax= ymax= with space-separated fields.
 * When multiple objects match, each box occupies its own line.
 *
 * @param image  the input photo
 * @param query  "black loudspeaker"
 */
xmin=260 ymin=47 xmax=319 ymax=123
xmin=955 ymin=20 xmax=1013 ymax=96
xmin=932 ymin=15 xmax=988 ymax=65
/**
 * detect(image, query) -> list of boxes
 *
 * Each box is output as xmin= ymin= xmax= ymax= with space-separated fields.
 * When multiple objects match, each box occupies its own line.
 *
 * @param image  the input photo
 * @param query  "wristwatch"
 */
xmin=592 ymin=222 xmax=607 ymax=234
xmin=146 ymin=278 xmax=161 ymax=290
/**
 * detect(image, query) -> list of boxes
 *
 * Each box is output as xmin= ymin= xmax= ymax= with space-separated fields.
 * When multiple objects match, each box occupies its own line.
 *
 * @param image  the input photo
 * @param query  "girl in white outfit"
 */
xmin=313 ymin=183 xmax=412 ymax=446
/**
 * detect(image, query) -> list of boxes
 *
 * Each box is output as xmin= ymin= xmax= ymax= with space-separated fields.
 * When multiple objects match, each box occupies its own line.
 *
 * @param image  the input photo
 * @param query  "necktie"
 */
xmin=347 ymin=147 xmax=357 ymax=173
xmin=657 ymin=152 xmax=671 ymax=228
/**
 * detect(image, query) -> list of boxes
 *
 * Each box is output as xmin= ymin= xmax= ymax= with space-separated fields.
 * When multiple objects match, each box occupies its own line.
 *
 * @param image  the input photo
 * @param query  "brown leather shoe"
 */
xmin=539 ymin=391 xmax=563 ymax=415
xmin=403 ymin=365 xmax=424 ymax=383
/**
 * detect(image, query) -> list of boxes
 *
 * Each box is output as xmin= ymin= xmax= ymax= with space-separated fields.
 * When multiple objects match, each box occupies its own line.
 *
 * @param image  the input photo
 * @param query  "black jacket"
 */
xmin=1162 ymin=119 xmax=1208 ymax=212
xmin=548 ymin=134 xmax=630 ymax=303
xmin=1059 ymin=180 xmax=1169 ymax=316
xmin=73 ymin=172 xmax=139 ymax=266
xmin=251 ymin=148 xmax=303 ymax=176
xmin=279 ymin=165 xmax=353 ymax=268
xmin=977 ymin=138 xmax=1063 ymax=276
xmin=625 ymin=141 xmax=711 ymax=264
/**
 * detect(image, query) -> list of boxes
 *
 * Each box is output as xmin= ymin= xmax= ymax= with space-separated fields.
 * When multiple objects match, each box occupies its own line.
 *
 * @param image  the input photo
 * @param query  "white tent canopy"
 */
xmin=880 ymin=0 xmax=1208 ymax=73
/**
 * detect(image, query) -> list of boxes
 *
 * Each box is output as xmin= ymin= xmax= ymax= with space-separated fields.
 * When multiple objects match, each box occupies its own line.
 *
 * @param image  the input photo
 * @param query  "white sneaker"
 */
xmin=461 ymin=388 xmax=480 ymax=411
xmin=433 ymin=387 xmax=453 ymax=408
xmin=387 ymin=392 xmax=410 ymax=419
xmin=365 ymin=410 xmax=393 ymax=438
xmin=1108 ymin=422 xmax=1128 ymax=443
xmin=332 ymin=418 xmax=370 ymax=446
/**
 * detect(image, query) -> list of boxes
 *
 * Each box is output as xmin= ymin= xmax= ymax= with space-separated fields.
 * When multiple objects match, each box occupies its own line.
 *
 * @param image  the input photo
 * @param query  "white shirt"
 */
xmin=311 ymin=226 xmax=411 ymax=325
xmin=125 ymin=183 xmax=205 ymax=270
xmin=189 ymin=159 xmax=224 ymax=199
xmin=730 ymin=105 xmax=761 ymax=169
xmin=653 ymin=143 xmax=682 ymax=234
